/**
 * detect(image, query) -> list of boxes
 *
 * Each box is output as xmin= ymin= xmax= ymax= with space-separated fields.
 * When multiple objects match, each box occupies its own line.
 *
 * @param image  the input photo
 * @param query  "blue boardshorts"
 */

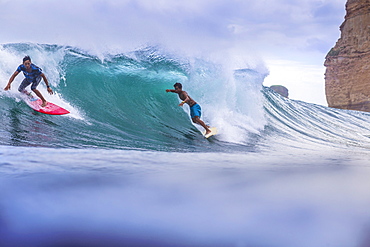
xmin=190 ymin=103 xmax=201 ymax=119
xmin=18 ymin=76 xmax=42 ymax=92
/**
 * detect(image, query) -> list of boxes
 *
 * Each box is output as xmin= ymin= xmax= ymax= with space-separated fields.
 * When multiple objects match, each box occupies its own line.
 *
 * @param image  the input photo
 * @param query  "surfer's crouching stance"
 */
xmin=4 ymin=55 xmax=53 ymax=107
xmin=166 ymin=82 xmax=211 ymax=135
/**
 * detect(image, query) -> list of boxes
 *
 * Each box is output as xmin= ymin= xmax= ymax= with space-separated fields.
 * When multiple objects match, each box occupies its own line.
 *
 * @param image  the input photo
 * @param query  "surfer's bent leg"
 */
xmin=190 ymin=104 xmax=211 ymax=134
xmin=18 ymin=78 xmax=31 ymax=94
xmin=31 ymin=76 xmax=47 ymax=107
xmin=192 ymin=116 xmax=211 ymax=135
xmin=30 ymin=76 xmax=42 ymax=91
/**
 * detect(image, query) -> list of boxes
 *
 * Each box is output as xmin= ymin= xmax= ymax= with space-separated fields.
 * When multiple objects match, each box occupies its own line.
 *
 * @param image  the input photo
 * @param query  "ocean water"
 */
xmin=1 ymin=43 xmax=370 ymax=247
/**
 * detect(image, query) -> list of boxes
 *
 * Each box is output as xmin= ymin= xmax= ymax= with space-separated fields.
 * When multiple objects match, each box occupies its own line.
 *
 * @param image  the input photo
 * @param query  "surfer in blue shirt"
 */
xmin=4 ymin=56 xmax=53 ymax=107
xmin=166 ymin=82 xmax=211 ymax=135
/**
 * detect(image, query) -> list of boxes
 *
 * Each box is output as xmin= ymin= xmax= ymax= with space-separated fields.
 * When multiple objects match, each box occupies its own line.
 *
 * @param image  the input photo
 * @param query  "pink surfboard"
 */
xmin=25 ymin=97 xmax=70 ymax=115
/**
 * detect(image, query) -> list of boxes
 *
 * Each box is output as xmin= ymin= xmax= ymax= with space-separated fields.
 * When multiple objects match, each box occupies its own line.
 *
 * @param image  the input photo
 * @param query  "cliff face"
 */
xmin=324 ymin=0 xmax=370 ymax=111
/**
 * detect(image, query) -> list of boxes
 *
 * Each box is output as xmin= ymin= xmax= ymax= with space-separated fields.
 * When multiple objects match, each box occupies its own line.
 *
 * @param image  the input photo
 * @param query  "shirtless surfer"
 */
xmin=166 ymin=82 xmax=211 ymax=135
xmin=4 ymin=56 xmax=53 ymax=107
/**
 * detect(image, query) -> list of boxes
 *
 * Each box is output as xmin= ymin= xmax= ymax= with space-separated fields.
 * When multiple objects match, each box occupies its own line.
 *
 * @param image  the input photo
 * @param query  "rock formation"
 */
xmin=324 ymin=0 xmax=370 ymax=111
xmin=270 ymin=85 xmax=289 ymax=98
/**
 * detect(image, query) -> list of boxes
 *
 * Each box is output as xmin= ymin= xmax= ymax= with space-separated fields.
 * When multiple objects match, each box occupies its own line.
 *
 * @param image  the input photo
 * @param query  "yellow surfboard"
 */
xmin=203 ymin=127 xmax=218 ymax=139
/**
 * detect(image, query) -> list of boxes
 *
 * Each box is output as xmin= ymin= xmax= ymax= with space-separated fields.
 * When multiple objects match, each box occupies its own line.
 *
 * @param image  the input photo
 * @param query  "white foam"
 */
xmin=185 ymin=59 xmax=267 ymax=144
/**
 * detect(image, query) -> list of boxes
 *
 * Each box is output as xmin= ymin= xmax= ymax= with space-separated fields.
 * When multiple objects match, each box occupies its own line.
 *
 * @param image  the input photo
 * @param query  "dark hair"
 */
xmin=174 ymin=82 xmax=182 ymax=89
xmin=23 ymin=56 xmax=31 ymax=63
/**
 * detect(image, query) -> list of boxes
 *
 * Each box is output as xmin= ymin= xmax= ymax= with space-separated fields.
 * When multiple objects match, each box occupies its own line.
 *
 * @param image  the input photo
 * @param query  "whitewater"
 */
xmin=1 ymin=43 xmax=370 ymax=247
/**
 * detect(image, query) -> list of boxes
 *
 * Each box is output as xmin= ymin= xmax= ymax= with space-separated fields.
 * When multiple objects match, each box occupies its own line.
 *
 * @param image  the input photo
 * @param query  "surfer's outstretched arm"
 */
xmin=4 ymin=71 xmax=20 ymax=91
xmin=166 ymin=89 xmax=179 ymax=93
xmin=166 ymin=89 xmax=189 ymax=106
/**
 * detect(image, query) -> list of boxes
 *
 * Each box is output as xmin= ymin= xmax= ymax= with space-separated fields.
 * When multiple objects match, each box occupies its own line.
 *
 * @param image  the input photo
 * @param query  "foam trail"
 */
xmin=46 ymin=92 xmax=84 ymax=120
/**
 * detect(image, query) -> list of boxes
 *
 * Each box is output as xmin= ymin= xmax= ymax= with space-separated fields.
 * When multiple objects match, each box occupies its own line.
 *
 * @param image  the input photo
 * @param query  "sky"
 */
xmin=0 ymin=0 xmax=347 ymax=105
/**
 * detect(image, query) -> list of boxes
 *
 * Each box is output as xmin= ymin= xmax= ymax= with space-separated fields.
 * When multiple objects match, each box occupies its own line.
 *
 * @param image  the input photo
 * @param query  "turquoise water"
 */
xmin=1 ymin=43 xmax=370 ymax=247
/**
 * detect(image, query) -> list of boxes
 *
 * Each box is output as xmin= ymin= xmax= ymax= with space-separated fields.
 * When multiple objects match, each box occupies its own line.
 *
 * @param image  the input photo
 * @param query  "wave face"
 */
xmin=1 ymin=43 xmax=370 ymax=153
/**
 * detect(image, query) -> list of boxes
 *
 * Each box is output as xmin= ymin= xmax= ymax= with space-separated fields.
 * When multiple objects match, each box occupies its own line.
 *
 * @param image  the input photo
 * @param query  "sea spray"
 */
xmin=186 ymin=58 xmax=268 ymax=144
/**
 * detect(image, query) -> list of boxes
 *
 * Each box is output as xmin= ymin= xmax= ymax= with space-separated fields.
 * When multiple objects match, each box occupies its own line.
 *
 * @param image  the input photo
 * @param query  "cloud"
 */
xmin=0 ymin=0 xmax=346 ymax=53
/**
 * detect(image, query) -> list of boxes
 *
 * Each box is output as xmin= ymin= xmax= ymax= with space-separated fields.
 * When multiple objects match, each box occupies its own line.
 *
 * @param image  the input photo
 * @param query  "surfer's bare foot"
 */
xmin=205 ymin=129 xmax=211 ymax=135
xmin=41 ymin=101 xmax=48 ymax=107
